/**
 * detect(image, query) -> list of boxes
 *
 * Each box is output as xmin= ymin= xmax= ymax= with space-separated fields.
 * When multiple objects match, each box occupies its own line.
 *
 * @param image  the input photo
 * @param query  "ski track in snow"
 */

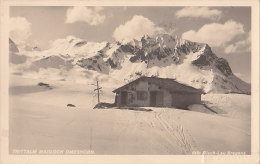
xmin=154 ymin=109 xmax=193 ymax=154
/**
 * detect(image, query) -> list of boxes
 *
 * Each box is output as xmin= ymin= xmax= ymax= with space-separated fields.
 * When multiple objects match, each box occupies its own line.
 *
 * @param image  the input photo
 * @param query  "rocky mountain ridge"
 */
xmin=9 ymin=34 xmax=251 ymax=94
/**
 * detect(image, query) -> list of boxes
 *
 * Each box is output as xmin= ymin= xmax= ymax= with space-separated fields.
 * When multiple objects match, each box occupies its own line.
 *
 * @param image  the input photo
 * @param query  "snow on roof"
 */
xmin=113 ymin=76 xmax=205 ymax=94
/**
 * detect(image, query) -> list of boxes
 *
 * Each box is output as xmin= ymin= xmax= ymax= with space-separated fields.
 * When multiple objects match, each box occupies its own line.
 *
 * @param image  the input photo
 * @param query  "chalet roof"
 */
xmin=113 ymin=76 xmax=205 ymax=94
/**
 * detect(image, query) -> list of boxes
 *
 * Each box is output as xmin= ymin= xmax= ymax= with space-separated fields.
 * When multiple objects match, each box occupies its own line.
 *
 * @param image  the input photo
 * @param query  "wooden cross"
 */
xmin=94 ymin=81 xmax=102 ymax=104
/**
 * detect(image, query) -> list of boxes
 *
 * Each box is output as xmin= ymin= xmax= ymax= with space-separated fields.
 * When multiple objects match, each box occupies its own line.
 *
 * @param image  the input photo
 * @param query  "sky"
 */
xmin=10 ymin=6 xmax=251 ymax=83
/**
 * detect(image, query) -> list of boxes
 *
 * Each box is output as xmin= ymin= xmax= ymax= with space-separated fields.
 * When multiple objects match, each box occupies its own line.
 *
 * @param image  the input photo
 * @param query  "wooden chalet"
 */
xmin=112 ymin=76 xmax=204 ymax=109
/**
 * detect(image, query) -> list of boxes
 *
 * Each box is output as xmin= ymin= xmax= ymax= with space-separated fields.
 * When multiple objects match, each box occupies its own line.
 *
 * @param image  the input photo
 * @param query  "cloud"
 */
xmin=48 ymin=35 xmax=78 ymax=48
xmin=224 ymin=32 xmax=251 ymax=54
xmin=182 ymin=20 xmax=245 ymax=47
xmin=113 ymin=15 xmax=165 ymax=41
xmin=9 ymin=17 xmax=32 ymax=45
xmin=175 ymin=7 xmax=222 ymax=20
xmin=65 ymin=6 xmax=106 ymax=25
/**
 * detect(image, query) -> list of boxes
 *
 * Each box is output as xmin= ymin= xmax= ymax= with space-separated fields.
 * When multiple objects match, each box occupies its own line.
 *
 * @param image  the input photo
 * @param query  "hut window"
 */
xmin=129 ymin=93 xmax=135 ymax=103
xmin=137 ymin=91 xmax=147 ymax=100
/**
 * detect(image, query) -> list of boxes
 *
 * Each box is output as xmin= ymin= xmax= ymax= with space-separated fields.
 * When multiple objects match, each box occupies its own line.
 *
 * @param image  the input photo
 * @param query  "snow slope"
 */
xmin=9 ymin=75 xmax=251 ymax=154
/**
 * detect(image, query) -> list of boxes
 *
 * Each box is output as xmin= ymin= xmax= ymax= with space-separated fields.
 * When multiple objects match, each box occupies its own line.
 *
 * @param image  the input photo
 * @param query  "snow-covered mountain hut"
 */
xmin=113 ymin=76 xmax=205 ymax=109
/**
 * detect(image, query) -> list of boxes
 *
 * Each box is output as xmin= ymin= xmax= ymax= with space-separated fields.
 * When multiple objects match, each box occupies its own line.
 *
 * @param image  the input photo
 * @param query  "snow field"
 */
xmin=9 ymin=76 xmax=251 ymax=154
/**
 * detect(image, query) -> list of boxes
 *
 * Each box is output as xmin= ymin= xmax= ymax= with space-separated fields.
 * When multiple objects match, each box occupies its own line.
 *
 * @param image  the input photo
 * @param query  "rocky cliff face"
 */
xmin=9 ymin=38 xmax=28 ymax=64
xmin=9 ymin=34 xmax=251 ymax=94
xmin=9 ymin=38 xmax=19 ymax=53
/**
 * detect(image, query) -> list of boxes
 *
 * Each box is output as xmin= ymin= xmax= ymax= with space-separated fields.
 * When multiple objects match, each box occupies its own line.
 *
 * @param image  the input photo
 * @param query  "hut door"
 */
xmin=156 ymin=92 xmax=163 ymax=107
xmin=150 ymin=91 xmax=163 ymax=107
xmin=121 ymin=91 xmax=127 ymax=106
xmin=150 ymin=92 xmax=156 ymax=107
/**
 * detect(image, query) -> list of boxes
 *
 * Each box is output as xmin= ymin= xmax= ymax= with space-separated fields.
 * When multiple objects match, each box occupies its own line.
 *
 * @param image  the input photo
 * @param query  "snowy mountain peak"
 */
xmin=9 ymin=34 xmax=251 ymax=94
